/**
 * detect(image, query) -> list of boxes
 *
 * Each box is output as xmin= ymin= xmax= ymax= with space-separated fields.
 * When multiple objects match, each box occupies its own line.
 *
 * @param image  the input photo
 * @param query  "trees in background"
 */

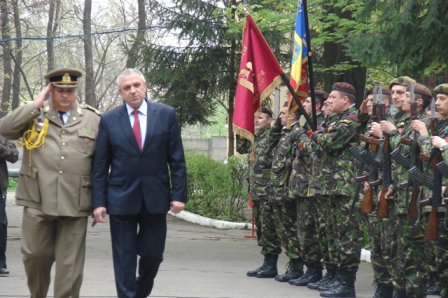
xmin=0 ymin=0 xmax=446 ymax=155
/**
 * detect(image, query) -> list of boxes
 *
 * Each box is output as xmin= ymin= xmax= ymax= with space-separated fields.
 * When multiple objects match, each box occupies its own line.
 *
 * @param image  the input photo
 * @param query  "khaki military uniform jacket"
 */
xmin=0 ymin=101 xmax=100 ymax=217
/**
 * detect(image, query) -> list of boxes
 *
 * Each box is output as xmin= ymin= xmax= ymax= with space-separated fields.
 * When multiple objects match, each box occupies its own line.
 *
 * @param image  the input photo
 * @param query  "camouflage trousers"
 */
xmin=363 ymin=199 xmax=394 ymax=286
xmin=255 ymin=200 xmax=281 ymax=255
xmin=329 ymin=195 xmax=363 ymax=272
xmin=272 ymin=200 xmax=301 ymax=260
xmin=314 ymin=196 xmax=337 ymax=271
xmin=297 ymin=197 xmax=322 ymax=267
xmin=386 ymin=203 xmax=427 ymax=297
xmin=422 ymin=212 xmax=448 ymax=295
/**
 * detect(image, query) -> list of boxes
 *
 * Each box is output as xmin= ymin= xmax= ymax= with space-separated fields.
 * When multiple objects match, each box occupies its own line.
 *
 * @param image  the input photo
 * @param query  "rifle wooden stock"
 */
xmin=360 ymin=187 xmax=373 ymax=214
xmin=425 ymin=208 xmax=438 ymax=241
xmin=419 ymin=153 xmax=430 ymax=162
xmin=377 ymin=186 xmax=389 ymax=218
xmin=407 ymin=187 xmax=420 ymax=221
xmin=360 ymin=135 xmax=382 ymax=145
xmin=399 ymin=137 xmax=413 ymax=146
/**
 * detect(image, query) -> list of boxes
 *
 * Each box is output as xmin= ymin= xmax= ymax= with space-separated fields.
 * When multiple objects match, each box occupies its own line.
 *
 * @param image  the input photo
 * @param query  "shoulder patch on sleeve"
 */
xmin=80 ymin=103 xmax=101 ymax=116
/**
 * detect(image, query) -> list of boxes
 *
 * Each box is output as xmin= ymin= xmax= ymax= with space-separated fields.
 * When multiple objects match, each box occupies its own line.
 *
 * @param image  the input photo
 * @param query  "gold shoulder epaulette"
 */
xmin=342 ymin=119 xmax=352 ymax=125
xmin=80 ymin=103 xmax=101 ymax=116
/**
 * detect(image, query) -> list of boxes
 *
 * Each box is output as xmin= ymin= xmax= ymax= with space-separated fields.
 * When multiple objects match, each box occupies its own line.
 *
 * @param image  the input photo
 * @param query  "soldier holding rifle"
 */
xmin=370 ymin=78 xmax=431 ymax=297
xmin=417 ymin=83 xmax=448 ymax=298
xmin=354 ymin=86 xmax=395 ymax=297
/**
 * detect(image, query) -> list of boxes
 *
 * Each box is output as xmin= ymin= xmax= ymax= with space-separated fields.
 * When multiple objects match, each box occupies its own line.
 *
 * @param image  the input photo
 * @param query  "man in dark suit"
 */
xmin=91 ymin=68 xmax=187 ymax=298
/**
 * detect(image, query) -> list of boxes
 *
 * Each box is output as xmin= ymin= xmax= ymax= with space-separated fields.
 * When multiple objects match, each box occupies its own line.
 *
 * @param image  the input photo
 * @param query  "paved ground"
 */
xmin=0 ymin=194 xmax=378 ymax=298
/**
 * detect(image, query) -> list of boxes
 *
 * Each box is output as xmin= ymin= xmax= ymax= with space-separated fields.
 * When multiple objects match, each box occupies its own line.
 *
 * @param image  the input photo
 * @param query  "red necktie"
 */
xmin=132 ymin=109 xmax=142 ymax=150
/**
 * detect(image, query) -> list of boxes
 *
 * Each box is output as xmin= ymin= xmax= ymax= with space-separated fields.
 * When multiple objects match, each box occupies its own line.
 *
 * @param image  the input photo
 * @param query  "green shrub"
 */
xmin=7 ymin=177 xmax=18 ymax=192
xmin=185 ymin=151 xmax=249 ymax=222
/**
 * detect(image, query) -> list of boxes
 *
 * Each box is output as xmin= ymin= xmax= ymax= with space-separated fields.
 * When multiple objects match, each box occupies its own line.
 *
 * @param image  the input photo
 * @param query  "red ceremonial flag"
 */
xmin=232 ymin=15 xmax=284 ymax=144
xmin=287 ymin=0 xmax=309 ymax=112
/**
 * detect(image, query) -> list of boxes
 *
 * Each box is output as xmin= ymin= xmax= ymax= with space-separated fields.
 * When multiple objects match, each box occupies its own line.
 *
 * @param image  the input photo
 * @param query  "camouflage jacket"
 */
xmin=389 ymin=112 xmax=428 ymax=214
xmin=289 ymin=113 xmax=324 ymax=198
xmin=417 ymin=118 xmax=448 ymax=213
xmin=306 ymin=107 xmax=359 ymax=197
xmin=236 ymin=122 xmax=282 ymax=200
xmin=270 ymin=121 xmax=297 ymax=201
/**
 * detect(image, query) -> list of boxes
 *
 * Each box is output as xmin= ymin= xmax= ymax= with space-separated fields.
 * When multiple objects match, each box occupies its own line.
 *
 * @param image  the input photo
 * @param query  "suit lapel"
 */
xmin=142 ymin=101 xmax=158 ymax=152
xmin=118 ymin=105 xmax=140 ymax=151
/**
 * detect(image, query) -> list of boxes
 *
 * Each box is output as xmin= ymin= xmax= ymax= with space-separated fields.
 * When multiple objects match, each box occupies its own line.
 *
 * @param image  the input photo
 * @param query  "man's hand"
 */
xmin=369 ymin=122 xmax=383 ymax=138
xmin=92 ymin=207 xmax=107 ymax=227
xmin=359 ymin=99 xmax=369 ymax=114
xmin=379 ymin=188 xmax=394 ymax=201
xmin=363 ymin=181 xmax=371 ymax=192
xmin=379 ymin=120 xmax=396 ymax=134
xmin=170 ymin=201 xmax=185 ymax=214
xmin=432 ymin=136 xmax=448 ymax=149
xmin=412 ymin=120 xmax=428 ymax=136
xmin=35 ymin=84 xmax=51 ymax=109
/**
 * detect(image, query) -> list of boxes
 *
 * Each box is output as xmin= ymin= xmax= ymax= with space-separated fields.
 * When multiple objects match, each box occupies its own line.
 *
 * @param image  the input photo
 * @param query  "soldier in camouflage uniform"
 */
xmin=416 ymin=83 xmax=448 ymax=298
xmin=371 ymin=79 xmax=431 ymax=297
xmin=236 ymin=107 xmax=283 ymax=278
xmin=288 ymin=91 xmax=328 ymax=287
xmin=356 ymin=87 xmax=395 ymax=297
xmin=305 ymin=82 xmax=363 ymax=297
xmin=267 ymin=103 xmax=304 ymax=282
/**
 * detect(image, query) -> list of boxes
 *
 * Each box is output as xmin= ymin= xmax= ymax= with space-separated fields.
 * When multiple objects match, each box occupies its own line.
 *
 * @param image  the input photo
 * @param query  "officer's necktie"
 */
xmin=132 ymin=109 xmax=142 ymax=151
xmin=58 ymin=111 xmax=65 ymax=125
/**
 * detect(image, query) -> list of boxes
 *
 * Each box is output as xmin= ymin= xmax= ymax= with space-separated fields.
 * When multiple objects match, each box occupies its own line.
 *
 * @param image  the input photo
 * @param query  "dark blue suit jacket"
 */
xmin=91 ymin=100 xmax=187 ymax=215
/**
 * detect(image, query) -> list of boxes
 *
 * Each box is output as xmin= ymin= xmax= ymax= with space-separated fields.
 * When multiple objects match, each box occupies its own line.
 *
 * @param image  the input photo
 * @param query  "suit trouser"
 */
xmin=21 ymin=207 xmax=87 ymax=298
xmin=109 ymin=213 xmax=166 ymax=298
xmin=0 ymin=193 xmax=7 ymax=269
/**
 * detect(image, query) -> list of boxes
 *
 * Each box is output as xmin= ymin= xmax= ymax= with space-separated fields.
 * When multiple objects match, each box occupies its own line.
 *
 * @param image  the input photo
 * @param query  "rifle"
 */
xmin=424 ymin=98 xmax=442 ymax=240
xmin=371 ymin=85 xmax=390 ymax=218
xmin=407 ymin=84 xmax=423 ymax=221
xmin=351 ymin=86 xmax=385 ymax=215
xmin=377 ymin=132 xmax=391 ymax=218
xmin=355 ymin=174 xmax=374 ymax=214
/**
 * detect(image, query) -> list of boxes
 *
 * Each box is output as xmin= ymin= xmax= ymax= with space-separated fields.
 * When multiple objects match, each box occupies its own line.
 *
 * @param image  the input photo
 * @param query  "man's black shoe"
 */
xmin=0 ymin=267 xmax=9 ymax=276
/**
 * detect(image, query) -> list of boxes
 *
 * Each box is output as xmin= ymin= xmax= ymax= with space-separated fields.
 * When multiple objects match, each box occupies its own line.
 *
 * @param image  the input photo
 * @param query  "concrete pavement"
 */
xmin=0 ymin=194 xmax=378 ymax=298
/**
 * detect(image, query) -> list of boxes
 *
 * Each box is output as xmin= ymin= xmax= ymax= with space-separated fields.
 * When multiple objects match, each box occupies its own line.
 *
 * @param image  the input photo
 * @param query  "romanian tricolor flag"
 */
xmin=233 ymin=15 xmax=283 ymax=144
xmin=287 ymin=0 xmax=309 ymax=112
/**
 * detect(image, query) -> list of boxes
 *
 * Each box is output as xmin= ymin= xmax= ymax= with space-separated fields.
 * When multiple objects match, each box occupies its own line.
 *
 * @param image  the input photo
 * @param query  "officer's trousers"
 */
xmin=21 ymin=207 xmax=87 ymax=298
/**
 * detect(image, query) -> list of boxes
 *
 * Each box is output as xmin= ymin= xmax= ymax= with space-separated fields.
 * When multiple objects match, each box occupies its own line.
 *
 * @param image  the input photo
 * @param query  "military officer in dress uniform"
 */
xmin=0 ymin=68 xmax=100 ymax=298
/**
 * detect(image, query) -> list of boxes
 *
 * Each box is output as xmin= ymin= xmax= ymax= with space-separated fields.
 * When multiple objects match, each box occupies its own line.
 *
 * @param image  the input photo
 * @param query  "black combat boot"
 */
xmin=274 ymin=258 xmax=303 ymax=282
xmin=320 ymin=270 xmax=356 ymax=297
xmin=289 ymin=263 xmax=322 ymax=286
xmin=308 ymin=268 xmax=336 ymax=290
xmin=373 ymin=283 xmax=393 ymax=298
xmin=256 ymin=254 xmax=278 ymax=278
xmin=247 ymin=255 xmax=269 ymax=277
xmin=392 ymin=288 xmax=406 ymax=298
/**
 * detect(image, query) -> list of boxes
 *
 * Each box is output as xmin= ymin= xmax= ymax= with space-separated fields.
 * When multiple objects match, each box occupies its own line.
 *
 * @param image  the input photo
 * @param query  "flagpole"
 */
xmin=303 ymin=0 xmax=317 ymax=130
xmin=281 ymin=73 xmax=315 ymax=131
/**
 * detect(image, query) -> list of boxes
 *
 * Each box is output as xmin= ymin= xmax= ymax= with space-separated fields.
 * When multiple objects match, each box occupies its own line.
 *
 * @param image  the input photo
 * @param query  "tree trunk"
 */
xmin=322 ymin=41 xmax=366 ymax=107
xmin=46 ymin=0 xmax=60 ymax=72
xmin=1 ymin=0 xmax=12 ymax=111
xmin=126 ymin=0 xmax=146 ymax=68
xmin=83 ymin=0 xmax=96 ymax=106
xmin=11 ymin=0 xmax=22 ymax=110
xmin=227 ymin=0 xmax=237 ymax=157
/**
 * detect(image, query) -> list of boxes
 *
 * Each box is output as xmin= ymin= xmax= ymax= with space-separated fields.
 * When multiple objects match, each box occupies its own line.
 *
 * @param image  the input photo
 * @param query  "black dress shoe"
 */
xmin=0 ymin=267 xmax=9 ymax=276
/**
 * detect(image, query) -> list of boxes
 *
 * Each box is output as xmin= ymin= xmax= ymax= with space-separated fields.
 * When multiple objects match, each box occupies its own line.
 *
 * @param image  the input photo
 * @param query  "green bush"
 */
xmin=7 ymin=177 xmax=18 ymax=192
xmin=185 ymin=151 xmax=249 ymax=222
